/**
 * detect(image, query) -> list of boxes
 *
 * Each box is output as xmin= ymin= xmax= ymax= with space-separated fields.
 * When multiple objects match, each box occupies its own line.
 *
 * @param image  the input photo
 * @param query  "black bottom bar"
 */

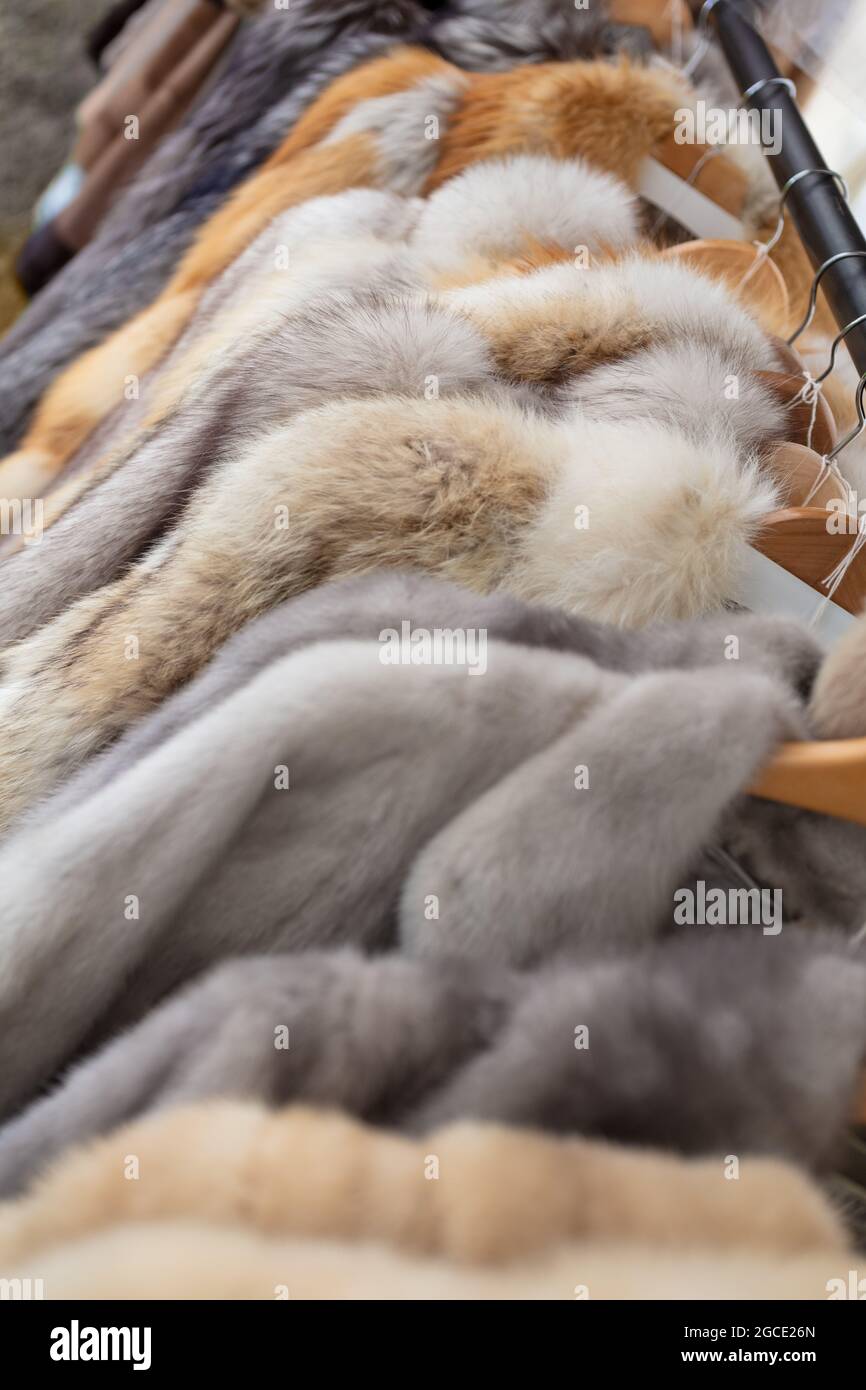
xmin=2 ymin=1297 xmax=862 ymax=1371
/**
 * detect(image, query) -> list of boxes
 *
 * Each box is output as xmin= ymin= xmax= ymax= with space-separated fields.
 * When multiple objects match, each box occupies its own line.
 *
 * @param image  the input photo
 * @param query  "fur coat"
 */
xmin=0 ymin=570 xmax=828 ymax=1118
xmin=0 ymin=4 xmax=434 ymax=447
xmin=0 ymin=43 xmax=745 ymax=500
xmin=0 ymin=378 xmax=786 ymax=827
xmin=0 ymin=574 xmax=863 ymax=1161
xmin=8 ymin=154 xmax=647 ymax=534
xmin=0 ymin=0 xmax=613 ymax=453
xmin=1 ymin=927 xmax=864 ymax=1200
xmin=1 ymin=4 xmax=860 ymax=1304
xmin=0 ymin=152 xmax=784 ymax=610
xmin=0 ymin=1102 xmax=852 ymax=1300
xmin=0 ymin=170 xmax=793 ymax=825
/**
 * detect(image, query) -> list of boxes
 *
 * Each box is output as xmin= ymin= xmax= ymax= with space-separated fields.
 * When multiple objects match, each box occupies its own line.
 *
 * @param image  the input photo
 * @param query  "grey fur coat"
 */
xmin=0 ymin=929 xmax=863 ymax=1199
xmin=0 ymin=572 xmax=863 ymax=1132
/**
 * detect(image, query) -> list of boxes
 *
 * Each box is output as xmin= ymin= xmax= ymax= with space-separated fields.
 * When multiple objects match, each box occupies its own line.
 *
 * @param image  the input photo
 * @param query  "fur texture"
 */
xmin=29 ymin=571 xmax=826 ymax=813
xmin=1 ymin=1226 xmax=852 ymax=1301
xmin=0 ymin=391 xmax=781 ymax=827
xmin=0 ymin=3 xmax=439 ymax=449
xmin=443 ymin=254 xmax=778 ymax=390
xmin=0 ymin=930 xmax=863 ymax=1197
xmin=810 ymin=611 xmax=866 ymax=740
xmin=424 ymin=53 xmax=691 ymax=192
xmin=0 ymin=1101 xmax=847 ymax=1266
xmin=36 ymin=187 xmax=790 ymax=549
xmin=410 ymin=153 xmax=640 ymax=277
xmin=0 ymin=237 xmax=782 ymax=649
xmin=12 ymin=568 xmax=845 ymax=939
xmin=567 ymin=337 xmax=786 ymax=457
xmin=38 ymin=155 xmax=643 ymax=511
xmin=0 ymin=3 xmax=850 ymax=1299
xmin=0 ymin=50 xmax=717 ymax=498
xmin=706 ymin=613 xmax=866 ymax=936
xmin=0 ymin=616 xmax=812 ymax=1116
xmin=425 ymin=0 xmax=612 ymax=72
xmin=0 ymin=285 xmax=496 ymax=643
xmin=35 ymin=189 xmax=431 ymax=504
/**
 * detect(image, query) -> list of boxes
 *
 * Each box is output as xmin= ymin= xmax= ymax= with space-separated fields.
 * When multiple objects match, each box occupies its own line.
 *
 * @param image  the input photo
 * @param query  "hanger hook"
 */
xmin=750 ymin=169 xmax=846 ymax=267
xmin=826 ymin=371 xmax=866 ymax=464
xmin=682 ymin=0 xmax=722 ymax=78
xmin=741 ymin=75 xmax=797 ymax=103
xmin=813 ymin=313 xmax=866 ymax=385
xmin=697 ymin=0 xmax=723 ymax=32
xmin=787 ymin=245 xmax=866 ymax=347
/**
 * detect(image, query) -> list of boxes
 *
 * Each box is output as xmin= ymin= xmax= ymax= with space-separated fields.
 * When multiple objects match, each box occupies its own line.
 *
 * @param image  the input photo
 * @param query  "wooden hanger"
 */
xmin=750 ymin=735 xmax=866 ymax=826
xmin=660 ymin=240 xmax=865 ymax=601
xmin=755 ymin=506 xmax=866 ymax=616
xmin=756 ymin=504 xmax=866 ymax=614
xmin=769 ymin=335 xmax=809 ymax=377
xmin=749 ymin=369 xmax=866 ymax=824
xmin=756 ymin=370 xmax=837 ymax=458
xmin=673 ymin=239 xmax=866 ymax=604
xmin=763 ymin=334 xmax=838 ymax=463
xmin=753 ymin=391 xmax=862 ymax=615
xmin=656 ymin=157 xmax=866 ymax=613
xmin=762 ymin=447 xmax=846 ymax=510
xmin=662 ymin=239 xmax=789 ymax=334
xmin=754 ymin=362 xmax=866 ymax=615
xmin=664 ymin=233 xmax=861 ymax=614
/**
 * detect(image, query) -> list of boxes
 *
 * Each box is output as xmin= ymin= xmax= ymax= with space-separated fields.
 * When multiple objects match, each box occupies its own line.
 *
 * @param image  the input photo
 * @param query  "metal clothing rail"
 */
xmin=706 ymin=0 xmax=866 ymax=378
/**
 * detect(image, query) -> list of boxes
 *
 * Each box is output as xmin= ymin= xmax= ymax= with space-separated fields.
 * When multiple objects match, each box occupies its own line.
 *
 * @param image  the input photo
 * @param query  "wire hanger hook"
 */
xmin=823 ymin=371 xmax=866 ymax=465
xmin=812 ymin=313 xmax=866 ymax=386
xmin=741 ymin=75 xmax=797 ymax=103
xmin=787 ymin=246 xmax=866 ymax=347
xmin=760 ymin=168 xmax=848 ymax=260
xmin=682 ymin=0 xmax=723 ymax=78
